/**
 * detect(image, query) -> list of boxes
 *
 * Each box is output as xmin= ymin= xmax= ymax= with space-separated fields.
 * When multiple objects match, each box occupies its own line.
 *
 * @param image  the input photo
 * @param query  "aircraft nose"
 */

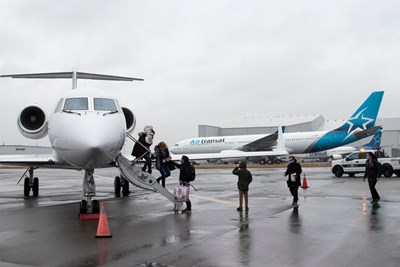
xmin=56 ymin=113 xmax=126 ymax=169
xmin=77 ymin=126 xmax=125 ymax=169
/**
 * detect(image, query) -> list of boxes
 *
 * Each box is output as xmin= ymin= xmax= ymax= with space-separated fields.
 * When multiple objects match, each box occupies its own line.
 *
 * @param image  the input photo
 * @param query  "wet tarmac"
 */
xmin=0 ymin=167 xmax=399 ymax=267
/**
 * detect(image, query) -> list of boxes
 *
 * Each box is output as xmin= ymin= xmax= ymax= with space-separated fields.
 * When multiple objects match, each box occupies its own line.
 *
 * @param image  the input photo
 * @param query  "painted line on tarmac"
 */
xmin=191 ymin=195 xmax=237 ymax=206
xmin=94 ymin=174 xmax=114 ymax=180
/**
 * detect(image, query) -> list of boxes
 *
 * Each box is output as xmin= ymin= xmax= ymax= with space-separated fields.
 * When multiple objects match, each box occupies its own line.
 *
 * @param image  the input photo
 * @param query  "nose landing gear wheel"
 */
xmin=79 ymin=200 xmax=88 ymax=214
xmin=92 ymin=199 xmax=100 ymax=214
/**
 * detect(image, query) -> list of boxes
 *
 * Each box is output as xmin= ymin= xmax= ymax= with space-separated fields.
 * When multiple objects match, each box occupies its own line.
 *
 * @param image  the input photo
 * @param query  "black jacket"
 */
xmin=154 ymin=146 xmax=170 ymax=170
xmin=131 ymin=134 xmax=151 ymax=158
xmin=285 ymin=161 xmax=302 ymax=187
xmin=364 ymin=158 xmax=379 ymax=179
xmin=171 ymin=161 xmax=192 ymax=183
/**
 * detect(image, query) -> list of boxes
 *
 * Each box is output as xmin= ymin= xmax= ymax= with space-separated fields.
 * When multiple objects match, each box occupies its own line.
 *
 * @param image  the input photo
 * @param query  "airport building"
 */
xmin=199 ymin=115 xmax=400 ymax=156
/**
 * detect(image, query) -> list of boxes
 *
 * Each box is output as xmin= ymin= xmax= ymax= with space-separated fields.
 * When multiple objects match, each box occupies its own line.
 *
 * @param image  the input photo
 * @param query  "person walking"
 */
xmin=284 ymin=156 xmax=302 ymax=206
xmin=171 ymin=155 xmax=193 ymax=214
xmin=154 ymin=141 xmax=171 ymax=187
xmin=364 ymin=151 xmax=380 ymax=203
xmin=233 ymin=161 xmax=253 ymax=212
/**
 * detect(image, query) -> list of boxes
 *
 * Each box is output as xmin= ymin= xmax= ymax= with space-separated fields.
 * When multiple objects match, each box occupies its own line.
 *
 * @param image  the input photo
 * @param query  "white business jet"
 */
xmin=0 ymin=71 xmax=142 ymax=214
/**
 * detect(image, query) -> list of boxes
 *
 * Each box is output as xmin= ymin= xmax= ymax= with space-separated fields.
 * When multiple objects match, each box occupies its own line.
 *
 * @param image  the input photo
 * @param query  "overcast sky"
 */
xmin=0 ymin=0 xmax=399 ymax=149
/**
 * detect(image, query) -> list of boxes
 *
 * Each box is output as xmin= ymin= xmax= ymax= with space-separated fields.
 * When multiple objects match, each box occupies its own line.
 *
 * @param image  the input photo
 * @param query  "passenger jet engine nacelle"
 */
xmin=17 ymin=105 xmax=48 ymax=139
xmin=122 ymin=107 xmax=136 ymax=133
xmin=330 ymin=154 xmax=343 ymax=160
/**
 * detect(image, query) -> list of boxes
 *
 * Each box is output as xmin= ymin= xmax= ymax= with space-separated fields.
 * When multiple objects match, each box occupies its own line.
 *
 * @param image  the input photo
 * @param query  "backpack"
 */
xmin=188 ymin=164 xmax=196 ymax=181
xmin=376 ymin=161 xmax=383 ymax=178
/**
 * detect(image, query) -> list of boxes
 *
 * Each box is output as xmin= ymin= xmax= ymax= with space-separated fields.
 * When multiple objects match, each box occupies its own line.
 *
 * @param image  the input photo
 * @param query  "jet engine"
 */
xmin=330 ymin=154 xmax=343 ymax=160
xmin=17 ymin=105 xmax=48 ymax=139
xmin=122 ymin=107 xmax=136 ymax=133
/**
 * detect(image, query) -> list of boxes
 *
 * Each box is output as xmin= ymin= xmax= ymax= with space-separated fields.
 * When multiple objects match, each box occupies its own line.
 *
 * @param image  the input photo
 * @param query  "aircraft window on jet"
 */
xmin=64 ymin=98 xmax=89 ymax=110
xmin=94 ymin=98 xmax=117 ymax=112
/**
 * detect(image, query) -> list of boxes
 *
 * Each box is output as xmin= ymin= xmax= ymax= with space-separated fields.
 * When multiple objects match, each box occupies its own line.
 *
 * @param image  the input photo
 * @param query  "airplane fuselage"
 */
xmin=171 ymin=130 xmax=370 ymax=155
xmin=170 ymin=134 xmax=269 ymax=154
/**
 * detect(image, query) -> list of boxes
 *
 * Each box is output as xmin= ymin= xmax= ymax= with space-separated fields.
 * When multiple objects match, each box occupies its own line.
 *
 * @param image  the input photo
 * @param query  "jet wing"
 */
xmin=0 ymin=154 xmax=76 ymax=169
xmin=171 ymin=150 xmax=288 ymax=161
xmin=236 ymin=133 xmax=277 ymax=151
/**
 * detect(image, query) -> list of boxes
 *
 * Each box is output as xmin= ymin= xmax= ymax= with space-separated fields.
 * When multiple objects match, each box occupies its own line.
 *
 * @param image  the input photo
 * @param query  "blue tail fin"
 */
xmin=360 ymin=129 xmax=382 ymax=149
xmin=335 ymin=91 xmax=384 ymax=133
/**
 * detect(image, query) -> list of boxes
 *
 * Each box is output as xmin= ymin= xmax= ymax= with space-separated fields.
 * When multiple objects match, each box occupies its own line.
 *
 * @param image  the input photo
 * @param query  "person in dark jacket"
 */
xmin=171 ymin=155 xmax=193 ymax=213
xmin=131 ymin=126 xmax=155 ymax=173
xmin=155 ymin=141 xmax=171 ymax=187
xmin=284 ymin=156 xmax=302 ymax=206
xmin=363 ymin=152 xmax=380 ymax=203
xmin=233 ymin=161 xmax=253 ymax=212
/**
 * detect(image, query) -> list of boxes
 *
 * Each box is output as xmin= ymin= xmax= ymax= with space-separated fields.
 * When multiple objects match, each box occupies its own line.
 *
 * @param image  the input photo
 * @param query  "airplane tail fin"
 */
xmin=0 ymin=71 xmax=143 ymax=89
xmin=334 ymin=91 xmax=384 ymax=132
xmin=362 ymin=129 xmax=382 ymax=149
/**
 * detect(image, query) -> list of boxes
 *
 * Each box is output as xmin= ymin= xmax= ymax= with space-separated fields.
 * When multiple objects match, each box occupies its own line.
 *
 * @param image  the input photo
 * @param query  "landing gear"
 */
xmin=122 ymin=179 xmax=130 ymax=196
xmin=114 ymin=176 xmax=130 ymax=197
xmin=22 ymin=167 xmax=39 ymax=197
xmin=79 ymin=169 xmax=99 ymax=214
xmin=33 ymin=177 xmax=39 ymax=196
xmin=24 ymin=177 xmax=30 ymax=197
xmin=114 ymin=176 xmax=121 ymax=197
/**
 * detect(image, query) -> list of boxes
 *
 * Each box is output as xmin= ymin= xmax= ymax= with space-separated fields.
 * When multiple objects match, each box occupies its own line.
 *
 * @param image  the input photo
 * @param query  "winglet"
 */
xmin=274 ymin=125 xmax=286 ymax=152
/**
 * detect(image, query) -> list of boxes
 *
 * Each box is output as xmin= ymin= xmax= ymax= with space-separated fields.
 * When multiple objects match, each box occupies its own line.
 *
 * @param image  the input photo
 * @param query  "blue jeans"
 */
xmin=143 ymin=153 xmax=152 ymax=173
xmin=156 ymin=163 xmax=170 ymax=187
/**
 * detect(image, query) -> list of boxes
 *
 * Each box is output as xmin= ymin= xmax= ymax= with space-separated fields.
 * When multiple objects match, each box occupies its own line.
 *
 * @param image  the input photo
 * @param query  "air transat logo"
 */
xmin=343 ymin=108 xmax=374 ymax=141
xmin=190 ymin=138 xmax=226 ymax=145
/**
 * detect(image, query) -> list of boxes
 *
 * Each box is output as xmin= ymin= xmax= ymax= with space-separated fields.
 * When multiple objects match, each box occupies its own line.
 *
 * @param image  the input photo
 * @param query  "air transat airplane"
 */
xmin=170 ymin=91 xmax=384 ymax=161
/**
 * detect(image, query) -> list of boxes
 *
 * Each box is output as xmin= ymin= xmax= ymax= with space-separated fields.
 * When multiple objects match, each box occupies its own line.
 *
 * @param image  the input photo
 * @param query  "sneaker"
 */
xmin=182 ymin=209 xmax=191 ymax=214
xmin=141 ymin=167 xmax=146 ymax=172
xmin=237 ymin=207 xmax=243 ymax=212
xmin=245 ymin=207 xmax=249 ymax=212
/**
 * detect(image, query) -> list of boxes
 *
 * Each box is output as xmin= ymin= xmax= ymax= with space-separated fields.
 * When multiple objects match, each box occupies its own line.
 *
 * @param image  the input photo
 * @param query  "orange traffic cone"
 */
xmin=301 ymin=174 xmax=309 ymax=189
xmin=95 ymin=202 xmax=112 ymax=238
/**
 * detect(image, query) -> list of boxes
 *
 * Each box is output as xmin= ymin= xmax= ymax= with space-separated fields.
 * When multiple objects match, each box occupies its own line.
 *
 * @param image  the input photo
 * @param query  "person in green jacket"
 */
xmin=233 ymin=161 xmax=253 ymax=212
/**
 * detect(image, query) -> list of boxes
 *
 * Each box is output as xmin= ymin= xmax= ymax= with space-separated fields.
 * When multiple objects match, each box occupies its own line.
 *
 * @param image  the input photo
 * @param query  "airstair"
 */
xmin=115 ymin=134 xmax=184 ymax=210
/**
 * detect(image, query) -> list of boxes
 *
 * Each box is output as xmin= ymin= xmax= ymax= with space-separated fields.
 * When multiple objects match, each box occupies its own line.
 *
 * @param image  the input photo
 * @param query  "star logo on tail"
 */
xmin=343 ymin=108 xmax=374 ymax=142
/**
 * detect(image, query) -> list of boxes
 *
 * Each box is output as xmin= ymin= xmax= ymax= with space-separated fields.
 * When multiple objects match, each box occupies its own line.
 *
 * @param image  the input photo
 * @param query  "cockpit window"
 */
xmin=94 ymin=98 xmax=117 ymax=111
xmin=64 ymin=98 xmax=89 ymax=110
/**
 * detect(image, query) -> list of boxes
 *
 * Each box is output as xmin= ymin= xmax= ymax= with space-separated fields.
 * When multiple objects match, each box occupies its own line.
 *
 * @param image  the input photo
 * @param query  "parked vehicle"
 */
xmin=331 ymin=150 xmax=400 ymax=178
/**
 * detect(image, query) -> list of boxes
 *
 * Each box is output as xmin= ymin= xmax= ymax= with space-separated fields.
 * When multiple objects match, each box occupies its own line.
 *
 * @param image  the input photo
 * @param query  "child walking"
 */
xmin=233 ymin=161 xmax=253 ymax=212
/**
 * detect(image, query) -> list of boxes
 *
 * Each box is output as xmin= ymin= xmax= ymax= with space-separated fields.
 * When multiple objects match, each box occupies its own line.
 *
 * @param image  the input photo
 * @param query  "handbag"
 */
xmin=167 ymin=161 xmax=175 ymax=171
xmin=174 ymin=184 xmax=190 ymax=201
